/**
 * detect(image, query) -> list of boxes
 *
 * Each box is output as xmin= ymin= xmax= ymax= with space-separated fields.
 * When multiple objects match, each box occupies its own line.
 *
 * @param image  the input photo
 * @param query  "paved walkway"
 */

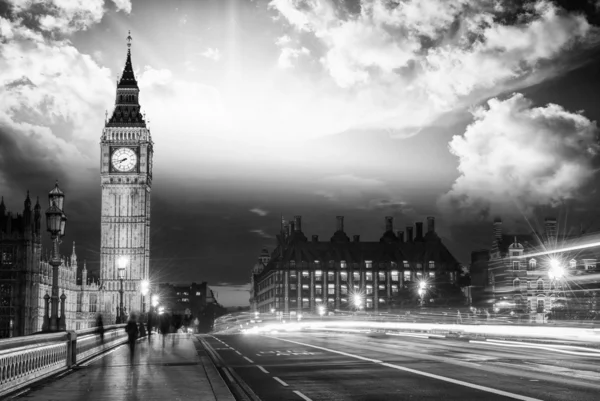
xmin=16 ymin=334 xmax=235 ymax=401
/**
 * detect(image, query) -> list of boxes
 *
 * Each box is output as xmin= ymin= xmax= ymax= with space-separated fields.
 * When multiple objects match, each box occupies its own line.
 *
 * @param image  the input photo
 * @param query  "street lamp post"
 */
xmin=44 ymin=181 xmax=67 ymax=332
xmin=117 ymin=257 xmax=127 ymax=324
xmin=141 ymin=279 xmax=149 ymax=316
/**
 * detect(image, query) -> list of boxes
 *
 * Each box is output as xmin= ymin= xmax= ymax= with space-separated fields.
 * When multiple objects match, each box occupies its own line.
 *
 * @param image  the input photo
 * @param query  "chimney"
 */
xmin=294 ymin=215 xmax=302 ymax=232
xmin=312 ymin=235 xmax=319 ymax=242
xmin=415 ymin=222 xmax=423 ymax=240
xmin=353 ymin=235 xmax=360 ymax=242
xmin=406 ymin=226 xmax=413 ymax=242
xmin=545 ymin=217 xmax=557 ymax=245
xmin=385 ymin=216 xmax=393 ymax=232
xmin=289 ymin=221 xmax=295 ymax=234
xmin=336 ymin=216 xmax=344 ymax=232
xmin=493 ymin=218 xmax=502 ymax=241
xmin=397 ymin=231 xmax=404 ymax=243
xmin=427 ymin=216 xmax=435 ymax=233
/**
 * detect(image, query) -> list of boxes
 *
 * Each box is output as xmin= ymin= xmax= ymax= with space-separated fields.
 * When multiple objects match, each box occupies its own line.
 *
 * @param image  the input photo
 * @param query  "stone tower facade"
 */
xmin=99 ymin=32 xmax=153 ymax=321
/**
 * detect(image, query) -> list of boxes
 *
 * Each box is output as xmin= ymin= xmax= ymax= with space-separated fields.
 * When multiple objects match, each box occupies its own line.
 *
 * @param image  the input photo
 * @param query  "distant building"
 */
xmin=483 ymin=218 xmax=599 ymax=318
xmin=0 ymin=194 xmax=98 ymax=338
xmin=252 ymin=215 xmax=463 ymax=316
xmin=250 ymin=248 xmax=270 ymax=312
xmin=156 ymin=282 xmax=218 ymax=316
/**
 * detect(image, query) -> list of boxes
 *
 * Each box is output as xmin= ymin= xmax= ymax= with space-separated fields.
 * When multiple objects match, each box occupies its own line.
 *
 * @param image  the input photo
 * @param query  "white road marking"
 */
xmin=244 ymin=356 xmax=254 ymax=363
xmin=293 ymin=390 xmax=313 ymax=401
xmin=267 ymin=336 xmax=543 ymax=401
xmin=257 ymin=365 xmax=269 ymax=374
xmin=273 ymin=376 xmax=289 ymax=386
xmin=470 ymin=340 xmax=600 ymax=357
xmin=486 ymin=339 xmax=600 ymax=354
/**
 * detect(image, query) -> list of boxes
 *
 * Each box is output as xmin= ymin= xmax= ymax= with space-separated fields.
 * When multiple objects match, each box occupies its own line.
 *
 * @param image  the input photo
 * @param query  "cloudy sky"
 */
xmin=2 ymin=0 xmax=600 ymax=306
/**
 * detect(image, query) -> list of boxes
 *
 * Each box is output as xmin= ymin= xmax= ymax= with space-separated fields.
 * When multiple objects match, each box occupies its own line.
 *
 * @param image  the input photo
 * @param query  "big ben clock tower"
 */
xmin=100 ymin=32 xmax=153 ymax=321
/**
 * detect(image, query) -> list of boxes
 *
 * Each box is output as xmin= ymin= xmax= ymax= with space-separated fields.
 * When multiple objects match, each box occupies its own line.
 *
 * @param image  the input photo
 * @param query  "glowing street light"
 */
xmin=548 ymin=259 xmax=565 ymax=281
xmin=141 ymin=279 xmax=149 ymax=314
xmin=353 ymin=293 xmax=364 ymax=310
xmin=318 ymin=305 xmax=326 ymax=317
xmin=151 ymin=294 xmax=159 ymax=307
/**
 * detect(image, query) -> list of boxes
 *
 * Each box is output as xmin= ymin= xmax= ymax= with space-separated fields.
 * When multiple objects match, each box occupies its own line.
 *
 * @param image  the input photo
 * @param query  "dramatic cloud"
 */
xmin=438 ymin=93 xmax=600 ymax=221
xmin=268 ymin=0 xmax=596 ymax=134
xmin=0 ymin=14 xmax=118 ymax=194
xmin=278 ymin=46 xmax=310 ymax=68
xmin=250 ymin=208 xmax=269 ymax=216
xmin=201 ymin=47 xmax=222 ymax=61
xmin=249 ymin=229 xmax=274 ymax=239
xmin=315 ymin=174 xmax=413 ymax=213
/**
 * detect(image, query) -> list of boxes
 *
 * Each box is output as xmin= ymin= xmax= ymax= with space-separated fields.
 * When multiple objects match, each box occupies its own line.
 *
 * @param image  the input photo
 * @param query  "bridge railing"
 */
xmin=0 ymin=324 xmax=127 ymax=398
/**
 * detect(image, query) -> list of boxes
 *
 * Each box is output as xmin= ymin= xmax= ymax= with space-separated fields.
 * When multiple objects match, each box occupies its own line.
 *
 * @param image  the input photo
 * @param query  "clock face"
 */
xmin=111 ymin=148 xmax=137 ymax=172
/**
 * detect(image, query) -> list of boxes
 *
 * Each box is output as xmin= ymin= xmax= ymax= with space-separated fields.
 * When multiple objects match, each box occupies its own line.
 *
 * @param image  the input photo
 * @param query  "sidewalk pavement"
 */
xmin=16 ymin=334 xmax=236 ymax=401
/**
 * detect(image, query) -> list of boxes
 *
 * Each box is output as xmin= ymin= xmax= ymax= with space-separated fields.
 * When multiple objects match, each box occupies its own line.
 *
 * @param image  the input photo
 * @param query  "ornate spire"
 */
xmin=106 ymin=30 xmax=146 ymax=128
xmin=24 ymin=190 xmax=31 ymax=209
xmin=34 ymin=196 xmax=41 ymax=211
xmin=118 ymin=30 xmax=138 ymax=88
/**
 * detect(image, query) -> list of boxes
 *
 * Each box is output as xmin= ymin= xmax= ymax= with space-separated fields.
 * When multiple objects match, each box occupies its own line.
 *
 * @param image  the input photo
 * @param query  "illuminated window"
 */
xmin=366 ymin=272 xmax=373 ymax=281
xmin=340 ymin=260 xmax=347 ymax=269
xmin=290 ymin=283 xmax=297 ymax=291
xmin=341 ymin=298 xmax=348 ymax=304
xmin=315 ymin=270 xmax=322 ymax=281
xmin=402 ymin=271 xmax=410 ymax=282
xmin=315 ymin=298 xmax=322 ymax=303
xmin=327 ymin=298 xmax=335 ymax=306
xmin=340 ymin=285 xmax=348 ymax=295
xmin=340 ymin=272 xmax=348 ymax=282
xmin=379 ymin=298 xmax=386 ymax=304
xmin=302 ymin=298 xmax=310 ymax=308
xmin=529 ymin=259 xmax=536 ymax=270
xmin=366 ymin=298 xmax=373 ymax=309
xmin=353 ymin=285 xmax=360 ymax=292
xmin=378 ymin=284 xmax=385 ymax=291
xmin=391 ymin=271 xmax=399 ymax=281
xmin=403 ymin=260 xmax=409 ymax=268
xmin=416 ymin=272 xmax=423 ymax=280
xmin=428 ymin=271 xmax=435 ymax=278
xmin=302 ymin=284 xmax=309 ymax=290
xmin=378 ymin=272 xmax=386 ymax=281
xmin=570 ymin=259 xmax=576 ymax=268
xmin=315 ymin=284 xmax=322 ymax=295
xmin=327 ymin=271 xmax=335 ymax=281
xmin=196 ymin=292 xmax=201 ymax=296
xmin=391 ymin=285 xmax=399 ymax=294
xmin=353 ymin=272 xmax=360 ymax=281
xmin=302 ymin=271 xmax=309 ymax=279
xmin=366 ymin=285 xmax=373 ymax=295
xmin=428 ymin=261 xmax=435 ymax=269
xmin=365 ymin=260 xmax=373 ymax=269
xmin=328 ymin=283 xmax=335 ymax=294
xmin=290 ymin=270 xmax=297 ymax=280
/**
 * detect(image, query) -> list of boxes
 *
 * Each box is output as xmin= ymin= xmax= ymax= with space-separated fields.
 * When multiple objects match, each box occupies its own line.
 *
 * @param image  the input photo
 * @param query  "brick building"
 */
xmin=252 ymin=215 xmax=462 ymax=315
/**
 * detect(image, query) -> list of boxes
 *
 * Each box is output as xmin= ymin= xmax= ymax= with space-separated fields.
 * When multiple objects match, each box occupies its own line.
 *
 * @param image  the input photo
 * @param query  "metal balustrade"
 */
xmin=0 ymin=324 xmax=127 ymax=398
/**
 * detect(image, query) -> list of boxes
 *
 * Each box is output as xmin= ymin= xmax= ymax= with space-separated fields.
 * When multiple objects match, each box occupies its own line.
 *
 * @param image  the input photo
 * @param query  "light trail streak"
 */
xmin=517 ymin=240 xmax=600 ymax=259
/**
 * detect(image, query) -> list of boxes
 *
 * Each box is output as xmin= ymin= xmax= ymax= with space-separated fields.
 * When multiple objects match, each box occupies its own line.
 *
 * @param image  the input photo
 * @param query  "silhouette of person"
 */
xmin=126 ymin=312 xmax=139 ymax=363
xmin=160 ymin=313 xmax=170 ymax=348
xmin=147 ymin=310 xmax=154 ymax=341
xmin=95 ymin=314 xmax=105 ymax=345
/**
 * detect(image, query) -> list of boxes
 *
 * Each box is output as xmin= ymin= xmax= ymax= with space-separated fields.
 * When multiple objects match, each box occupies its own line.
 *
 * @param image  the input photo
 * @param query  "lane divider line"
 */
xmin=273 ymin=377 xmax=289 ymax=387
xmin=266 ymin=335 xmax=542 ymax=401
xmin=257 ymin=365 xmax=269 ymax=374
xmin=470 ymin=340 xmax=600 ymax=358
xmin=244 ymin=356 xmax=254 ymax=363
xmin=293 ymin=390 xmax=313 ymax=401
xmin=485 ymin=339 xmax=600 ymax=354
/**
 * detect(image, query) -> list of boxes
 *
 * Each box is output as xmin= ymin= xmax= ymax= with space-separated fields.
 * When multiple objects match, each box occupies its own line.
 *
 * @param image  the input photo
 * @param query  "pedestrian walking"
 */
xmin=95 ymin=313 xmax=105 ymax=346
xmin=126 ymin=312 xmax=139 ymax=363
xmin=147 ymin=310 xmax=154 ymax=341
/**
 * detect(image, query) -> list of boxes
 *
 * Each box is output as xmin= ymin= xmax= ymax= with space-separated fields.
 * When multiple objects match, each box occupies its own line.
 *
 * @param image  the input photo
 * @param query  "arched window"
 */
xmin=529 ymin=259 xmax=536 ymax=270
xmin=537 ymin=280 xmax=544 ymax=290
xmin=513 ymin=278 xmax=520 ymax=289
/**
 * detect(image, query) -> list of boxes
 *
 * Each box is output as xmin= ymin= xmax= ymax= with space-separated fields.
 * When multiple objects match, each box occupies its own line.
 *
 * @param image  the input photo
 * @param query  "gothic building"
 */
xmin=252 ymin=215 xmax=462 ymax=315
xmin=482 ymin=218 xmax=599 ymax=318
xmin=0 ymin=194 xmax=98 ymax=337
xmin=99 ymin=31 xmax=153 ymax=321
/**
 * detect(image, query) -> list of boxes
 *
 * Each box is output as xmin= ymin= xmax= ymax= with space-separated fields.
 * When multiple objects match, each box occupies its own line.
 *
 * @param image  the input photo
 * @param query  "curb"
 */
xmin=197 ymin=335 xmax=262 ymax=401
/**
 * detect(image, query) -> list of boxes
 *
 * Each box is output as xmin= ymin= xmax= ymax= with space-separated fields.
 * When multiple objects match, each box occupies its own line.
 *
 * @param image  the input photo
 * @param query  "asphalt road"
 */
xmin=206 ymin=331 xmax=600 ymax=401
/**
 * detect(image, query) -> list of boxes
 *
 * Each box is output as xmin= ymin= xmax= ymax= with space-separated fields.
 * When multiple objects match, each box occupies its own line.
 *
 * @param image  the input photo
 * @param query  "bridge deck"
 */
xmin=15 ymin=334 xmax=235 ymax=401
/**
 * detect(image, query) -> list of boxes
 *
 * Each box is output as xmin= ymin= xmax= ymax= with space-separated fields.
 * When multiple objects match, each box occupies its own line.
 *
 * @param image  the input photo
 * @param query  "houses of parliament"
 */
xmin=0 ymin=33 xmax=153 ymax=337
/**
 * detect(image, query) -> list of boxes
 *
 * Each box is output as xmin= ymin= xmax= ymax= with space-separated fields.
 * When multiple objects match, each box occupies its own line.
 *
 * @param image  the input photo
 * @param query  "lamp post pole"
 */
xmin=44 ymin=181 xmax=67 ymax=332
xmin=117 ymin=257 xmax=127 ymax=324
